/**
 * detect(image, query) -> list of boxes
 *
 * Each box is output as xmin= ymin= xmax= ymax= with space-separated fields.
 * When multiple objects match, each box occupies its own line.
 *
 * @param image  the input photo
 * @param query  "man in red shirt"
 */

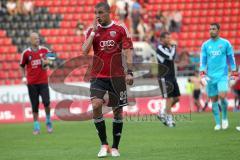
xmin=82 ymin=2 xmax=134 ymax=158
xmin=20 ymin=32 xmax=53 ymax=135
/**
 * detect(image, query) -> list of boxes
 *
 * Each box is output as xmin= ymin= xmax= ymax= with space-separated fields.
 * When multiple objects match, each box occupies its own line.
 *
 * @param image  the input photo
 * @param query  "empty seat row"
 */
xmin=48 ymin=6 xmax=94 ymax=14
xmin=40 ymin=29 xmax=76 ymax=36
xmin=46 ymin=36 xmax=83 ymax=44
xmin=0 ymin=46 xmax=18 ymax=54
xmin=183 ymin=16 xmax=239 ymax=24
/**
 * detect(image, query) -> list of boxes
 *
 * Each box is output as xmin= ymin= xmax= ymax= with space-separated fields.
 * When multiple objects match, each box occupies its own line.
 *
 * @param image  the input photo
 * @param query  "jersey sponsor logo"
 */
xmin=99 ymin=40 xmax=115 ymax=47
xmin=110 ymin=31 xmax=116 ymax=37
xmin=210 ymin=50 xmax=221 ymax=56
xmin=31 ymin=59 xmax=41 ymax=66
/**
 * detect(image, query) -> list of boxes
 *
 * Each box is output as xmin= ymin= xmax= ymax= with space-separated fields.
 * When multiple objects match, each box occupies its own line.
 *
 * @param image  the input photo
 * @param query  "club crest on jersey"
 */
xmin=110 ymin=31 xmax=116 ymax=37
xmin=28 ymin=55 xmax=32 ymax=61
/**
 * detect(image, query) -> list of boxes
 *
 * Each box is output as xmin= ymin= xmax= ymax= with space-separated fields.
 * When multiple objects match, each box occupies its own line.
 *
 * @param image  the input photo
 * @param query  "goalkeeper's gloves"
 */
xmin=200 ymin=71 xmax=210 ymax=86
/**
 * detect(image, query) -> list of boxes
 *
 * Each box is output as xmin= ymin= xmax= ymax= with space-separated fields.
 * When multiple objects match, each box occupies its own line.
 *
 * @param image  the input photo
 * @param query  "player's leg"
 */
xmin=92 ymin=98 xmax=110 ymax=157
xmin=157 ymin=77 xmax=169 ymax=125
xmin=165 ymin=97 xmax=176 ymax=127
xmin=27 ymin=84 xmax=40 ymax=134
xmin=111 ymin=107 xmax=123 ymax=157
xmin=172 ymin=96 xmax=179 ymax=107
xmin=39 ymin=84 xmax=52 ymax=133
xmin=193 ymin=90 xmax=202 ymax=112
xmin=218 ymin=80 xmax=229 ymax=129
xmin=165 ymin=79 xmax=181 ymax=127
xmin=207 ymin=82 xmax=221 ymax=130
xmin=210 ymin=96 xmax=221 ymax=130
xmin=90 ymin=78 xmax=109 ymax=157
xmin=109 ymin=77 xmax=127 ymax=157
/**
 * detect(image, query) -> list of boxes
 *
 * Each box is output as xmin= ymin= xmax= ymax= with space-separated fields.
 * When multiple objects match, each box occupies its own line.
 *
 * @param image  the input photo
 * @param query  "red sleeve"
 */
xmin=121 ymin=25 xmax=133 ymax=49
xmin=84 ymin=27 xmax=93 ymax=41
xmin=19 ymin=51 xmax=28 ymax=67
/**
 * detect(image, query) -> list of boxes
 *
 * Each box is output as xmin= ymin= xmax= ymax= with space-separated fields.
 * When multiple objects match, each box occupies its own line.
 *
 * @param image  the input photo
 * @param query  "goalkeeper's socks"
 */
xmin=220 ymin=99 xmax=228 ymax=120
xmin=94 ymin=117 xmax=108 ymax=145
xmin=212 ymin=102 xmax=220 ymax=125
xmin=34 ymin=121 xmax=40 ymax=131
xmin=46 ymin=114 xmax=51 ymax=124
xmin=112 ymin=119 xmax=123 ymax=149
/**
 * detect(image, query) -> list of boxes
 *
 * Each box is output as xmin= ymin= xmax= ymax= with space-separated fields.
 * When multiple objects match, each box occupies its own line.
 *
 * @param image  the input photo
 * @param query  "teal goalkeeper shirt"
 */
xmin=200 ymin=37 xmax=236 ymax=83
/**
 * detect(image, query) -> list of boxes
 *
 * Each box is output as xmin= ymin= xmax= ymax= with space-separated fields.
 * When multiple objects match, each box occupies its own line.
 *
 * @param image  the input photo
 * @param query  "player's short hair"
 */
xmin=210 ymin=23 xmax=220 ymax=30
xmin=95 ymin=2 xmax=110 ymax=12
xmin=160 ymin=31 xmax=170 ymax=39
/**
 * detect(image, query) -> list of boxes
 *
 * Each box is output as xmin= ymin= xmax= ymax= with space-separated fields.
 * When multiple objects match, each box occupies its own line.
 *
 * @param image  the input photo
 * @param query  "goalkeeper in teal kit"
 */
xmin=200 ymin=23 xmax=238 ymax=131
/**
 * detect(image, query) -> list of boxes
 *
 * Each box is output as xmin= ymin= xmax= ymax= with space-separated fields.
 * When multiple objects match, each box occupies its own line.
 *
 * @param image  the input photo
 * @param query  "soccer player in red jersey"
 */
xmin=20 ymin=32 xmax=53 ymax=135
xmin=82 ymin=2 xmax=134 ymax=158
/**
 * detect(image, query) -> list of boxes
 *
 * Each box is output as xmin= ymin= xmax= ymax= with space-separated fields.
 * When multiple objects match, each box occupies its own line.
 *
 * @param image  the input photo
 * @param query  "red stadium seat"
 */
xmin=13 ymin=79 xmax=21 ymax=84
xmin=65 ymin=36 xmax=74 ymax=43
xmin=61 ymin=21 xmax=71 ymax=28
xmin=4 ymin=79 xmax=12 ymax=85
xmin=73 ymin=37 xmax=81 ymax=43
xmin=49 ymin=7 xmax=59 ymax=13
xmin=0 ymin=30 xmax=6 ymax=37
xmin=59 ymin=7 xmax=67 ymax=13
xmin=69 ymin=0 xmax=78 ymax=6
xmin=53 ymin=0 xmax=61 ymax=6
xmin=2 ymin=62 xmax=11 ymax=70
xmin=76 ymin=7 xmax=84 ymax=13
xmin=0 ymin=47 xmax=8 ymax=53
xmin=66 ymin=7 xmax=75 ymax=13
xmin=46 ymin=37 xmax=57 ymax=44
xmin=64 ymin=14 xmax=73 ymax=20
xmin=62 ymin=0 xmax=70 ymax=6
xmin=40 ymin=29 xmax=51 ymax=36
xmin=34 ymin=0 xmax=44 ymax=6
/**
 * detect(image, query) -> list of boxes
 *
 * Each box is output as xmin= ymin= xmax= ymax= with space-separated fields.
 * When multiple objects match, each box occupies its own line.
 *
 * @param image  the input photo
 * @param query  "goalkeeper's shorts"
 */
xmin=206 ymin=79 xmax=228 ymax=97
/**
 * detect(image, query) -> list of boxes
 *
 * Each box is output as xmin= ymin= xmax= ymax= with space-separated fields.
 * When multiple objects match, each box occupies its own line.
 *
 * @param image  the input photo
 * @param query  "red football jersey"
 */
xmin=85 ymin=21 xmax=133 ymax=78
xmin=20 ymin=46 xmax=50 ymax=84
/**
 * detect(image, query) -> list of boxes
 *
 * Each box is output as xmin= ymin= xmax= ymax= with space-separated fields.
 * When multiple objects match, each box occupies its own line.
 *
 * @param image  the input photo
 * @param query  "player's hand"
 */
xmin=92 ymin=18 xmax=98 ymax=32
xmin=42 ymin=59 xmax=49 ymax=66
xmin=200 ymin=71 xmax=209 ymax=86
xmin=230 ymin=71 xmax=239 ymax=80
xmin=126 ymin=74 xmax=134 ymax=85
xmin=22 ymin=77 xmax=27 ymax=84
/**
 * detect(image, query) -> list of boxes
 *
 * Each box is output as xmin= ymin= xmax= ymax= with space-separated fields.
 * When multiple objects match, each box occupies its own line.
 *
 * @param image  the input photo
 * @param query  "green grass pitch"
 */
xmin=1 ymin=112 xmax=240 ymax=160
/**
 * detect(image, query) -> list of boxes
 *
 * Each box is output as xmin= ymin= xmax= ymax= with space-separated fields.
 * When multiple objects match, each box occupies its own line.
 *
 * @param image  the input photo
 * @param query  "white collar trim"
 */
xmin=98 ymin=21 xmax=114 ymax=28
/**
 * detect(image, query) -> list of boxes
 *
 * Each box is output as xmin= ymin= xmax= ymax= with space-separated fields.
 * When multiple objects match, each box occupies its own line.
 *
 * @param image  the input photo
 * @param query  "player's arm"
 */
xmin=19 ymin=52 xmax=27 ymax=84
xmin=226 ymin=41 xmax=237 ymax=71
xmin=123 ymin=48 xmax=134 ymax=85
xmin=199 ymin=43 xmax=209 ymax=86
xmin=82 ymin=19 xmax=98 ymax=55
xmin=20 ymin=66 xmax=27 ymax=83
xmin=120 ymin=24 xmax=134 ymax=85
xmin=226 ymin=41 xmax=238 ymax=78
xmin=199 ymin=43 xmax=207 ymax=73
xmin=82 ymin=31 xmax=95 ymax=55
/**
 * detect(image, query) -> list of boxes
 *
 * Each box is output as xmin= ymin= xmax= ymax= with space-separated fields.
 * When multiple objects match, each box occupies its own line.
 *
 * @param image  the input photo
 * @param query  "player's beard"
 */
xmin=211 ymin=34 xmax=217 ymax=39
xmin=210 ymin=33 xmax=218 ymax=39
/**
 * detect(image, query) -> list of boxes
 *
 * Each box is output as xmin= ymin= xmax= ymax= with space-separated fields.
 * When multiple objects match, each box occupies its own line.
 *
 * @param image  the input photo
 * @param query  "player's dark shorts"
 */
xmin=90 ymin=77 xmax=127 ymax=107
xmin=193 ymin=89 xmax=201 ymax=100
xmin=27 ymin=83 xmax=50 ymax=113
xmin=158 ymin=77 xmax=180 ymax=98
